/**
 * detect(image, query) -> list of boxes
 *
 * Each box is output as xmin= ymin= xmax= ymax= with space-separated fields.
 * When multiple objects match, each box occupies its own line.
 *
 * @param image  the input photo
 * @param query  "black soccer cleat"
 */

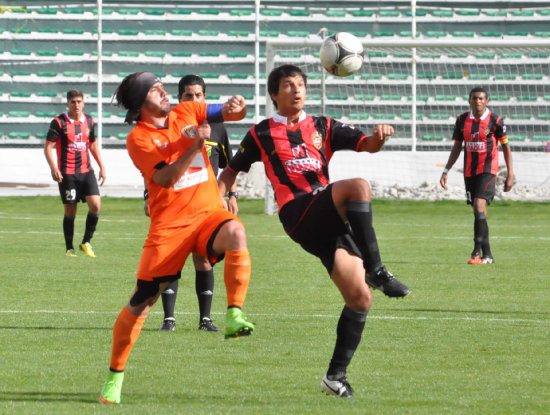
xmin=198 ymin=317 xmax=220 ymax=332
xmin=366 ymin=265 xmax=410 ymax=298
xmin=321 ymin=374 xmax=354 ymax=398
xmin=159 ymin=318 xmax=176 ymax=332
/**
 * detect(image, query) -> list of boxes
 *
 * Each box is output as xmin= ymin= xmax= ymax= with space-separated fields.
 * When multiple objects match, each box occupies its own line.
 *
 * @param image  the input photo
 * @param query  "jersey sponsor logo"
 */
xmin=68 ymin=142 xmax=87 ymax=151
xmin=312 ymin=131 xmax=323 ymax=149
xmin=181 ymin=125 xmax=197 ymax=138
xmin=466 ymin=132 xmax=487 ymax=152
xmin=173 ymin=153 xmax=208 ymax=190
xmin=153 ymin=139 xmax=168 ymax=149
xmin=285 ymin=143 xmax=322 ymax=174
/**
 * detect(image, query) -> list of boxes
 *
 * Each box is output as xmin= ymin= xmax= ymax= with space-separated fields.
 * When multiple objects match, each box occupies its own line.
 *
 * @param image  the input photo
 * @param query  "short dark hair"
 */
xmin=178 ymin=74 xmax=206 ymax=100
xmin=267 ymin=65 xmax=307 ymax=109
xmin=469 ymin=87 xmax=489 ymax=100
xmin=66 ymin=89 xmax=83 ymax=101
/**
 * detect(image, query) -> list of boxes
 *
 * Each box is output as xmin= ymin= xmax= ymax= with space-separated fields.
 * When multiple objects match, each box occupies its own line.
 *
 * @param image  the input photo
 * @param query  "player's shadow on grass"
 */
xmin=0 ymin=391 xmax=97 ymax=403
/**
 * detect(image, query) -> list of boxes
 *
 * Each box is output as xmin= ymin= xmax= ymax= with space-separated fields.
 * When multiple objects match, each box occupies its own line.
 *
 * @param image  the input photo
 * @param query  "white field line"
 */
xmin=0 ymin=309 xmax=548 ymax=325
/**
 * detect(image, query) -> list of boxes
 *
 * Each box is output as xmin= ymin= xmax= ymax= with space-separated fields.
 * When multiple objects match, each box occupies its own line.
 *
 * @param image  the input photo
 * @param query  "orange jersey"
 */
xmin=126 ymin=101 xmax=223 ymax=232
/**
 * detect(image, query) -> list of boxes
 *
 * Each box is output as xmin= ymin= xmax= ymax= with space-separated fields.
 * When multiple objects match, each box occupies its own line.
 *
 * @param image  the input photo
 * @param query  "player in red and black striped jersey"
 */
xmin=219 ymin=65 xmax=410 ymax=398
xmin=44 ymin=89 xmax=107 ymax=257
xmin=440 ymin=87 xmax=514 ymax=264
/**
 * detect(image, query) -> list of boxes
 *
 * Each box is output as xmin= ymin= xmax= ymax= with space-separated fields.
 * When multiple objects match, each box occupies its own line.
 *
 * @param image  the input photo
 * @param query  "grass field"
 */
xmin=0 ymin=196 xmax=549 ymax=415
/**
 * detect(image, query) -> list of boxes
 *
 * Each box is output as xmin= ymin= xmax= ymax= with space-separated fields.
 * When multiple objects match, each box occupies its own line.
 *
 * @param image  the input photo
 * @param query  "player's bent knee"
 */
xmin=129 ymin=279 xmax=161 ymax=308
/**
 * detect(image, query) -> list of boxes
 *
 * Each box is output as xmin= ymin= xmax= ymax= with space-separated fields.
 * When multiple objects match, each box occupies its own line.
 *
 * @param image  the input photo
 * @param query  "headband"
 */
xmin=124 ymin=72 xmax=161 ymax=124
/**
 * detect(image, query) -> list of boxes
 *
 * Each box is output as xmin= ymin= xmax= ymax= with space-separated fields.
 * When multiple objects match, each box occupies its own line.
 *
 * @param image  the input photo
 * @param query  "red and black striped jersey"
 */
xmin=228 ymin=112 xmax=367 ymax=211
xmin=46 ymin=112 xmax=96 ymax=175
xmin=452 ymin=109 xmax=509 ymax=177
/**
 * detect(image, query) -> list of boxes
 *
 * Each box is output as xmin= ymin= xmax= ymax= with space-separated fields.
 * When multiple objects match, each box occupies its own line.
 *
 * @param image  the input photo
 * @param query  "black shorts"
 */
xmin=464 ymin=173 xmax=496 ymax=205
xmin=278 ymin=184 xmax=362 ymax=274
xmin=58 ymin=171 xmax=100 ymax=204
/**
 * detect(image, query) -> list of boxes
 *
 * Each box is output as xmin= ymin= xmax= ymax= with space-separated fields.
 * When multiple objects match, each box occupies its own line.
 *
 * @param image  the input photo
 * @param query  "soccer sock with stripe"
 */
xmin=109 ymin=306 xmax=146 ymax=372
xmin=161 ymin=279 xmax=179 ymax=321
xmin=196 ymin=269 xmax=215 ymax=320
xmin=327 ymin=306 xmax=367 ymax=378
xmin=346 ymin=200 xmax=382 ymax=274
xmin=82 ymin=212 xmax=99 ymax=244
xmin=223 ymin=249 xmax=251 ymax=309
xmin=63 ymin=215 xmax=75 ymax=250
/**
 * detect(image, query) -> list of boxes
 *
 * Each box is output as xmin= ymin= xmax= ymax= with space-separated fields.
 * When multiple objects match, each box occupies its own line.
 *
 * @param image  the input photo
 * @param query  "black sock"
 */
xmin=82 ymin=212 xmax=99 ymax=244
xmin=473 ymin=212 xmax=488 ymax=255
xmin=63 ymin=215 xmax=75 ymax=250
xmin=161 ymin=280 xmax=179 ymax=320
xmin=475 ymin=212 xmax=491 ymax=257
xmin=346 ymin=201 xmax=382 ymax=274
xmin=196 ymin=269 xmax=214 ymax=320
xmin=327 ymin=306 xmax=367 ymax=378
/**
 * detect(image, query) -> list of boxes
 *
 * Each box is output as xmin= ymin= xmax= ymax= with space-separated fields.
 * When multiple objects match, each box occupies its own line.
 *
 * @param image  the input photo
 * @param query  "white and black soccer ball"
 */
xmin=320 ymin=32 xmax=364 ymax=77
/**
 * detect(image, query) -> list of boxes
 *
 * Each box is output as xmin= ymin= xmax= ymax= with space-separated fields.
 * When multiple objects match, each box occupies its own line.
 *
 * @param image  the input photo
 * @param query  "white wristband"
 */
xmin=443 ymin=168 xmax=449 ymax=174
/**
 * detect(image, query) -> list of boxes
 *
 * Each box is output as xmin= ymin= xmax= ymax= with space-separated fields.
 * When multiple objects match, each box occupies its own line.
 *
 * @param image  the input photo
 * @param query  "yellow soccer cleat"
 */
xmin=80 ymin=242 xmax=96 ymax=258
xmin=65 ymin=249 xmax=77 ymax=257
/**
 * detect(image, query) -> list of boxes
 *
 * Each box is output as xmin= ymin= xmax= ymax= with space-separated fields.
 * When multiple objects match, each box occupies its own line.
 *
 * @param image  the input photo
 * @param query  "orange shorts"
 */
xmin=136 ymin=208 xmax=241 ymax=281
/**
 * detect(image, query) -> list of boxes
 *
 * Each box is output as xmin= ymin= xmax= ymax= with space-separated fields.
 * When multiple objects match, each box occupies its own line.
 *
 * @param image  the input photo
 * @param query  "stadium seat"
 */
xmin=11 ymin=91 xmax=32 ymax=97
xmin=442 ymin=73 xmax=463 ymax=79
xmin=530 ymin=52 xmax=550 ymax=58
xmin=394 ymin=52 xmax=413 ymax=58
xmin=171 ymin=30 xmax=193 ymax=36
xmin=231 ymin=9 xmax=253 ymax=16
xmin=492 ymin=95 xmax=511 ymax=101
xmin=36 ymin=8 xmax=58 ymax=15
xmin=401 ymin=112 xmax=423 ymax=120
xmin=287 ymin=31 xmax=309 ymax=38
xmin=63 ymin=50 xmax=85 ymax=56
xmin=118 ymin=8 xmax=140 ymax=15
xmin=428 ymin=113 xmax=451 ymax=120
xmin=144 ymin=9 xmax=165 ymax=16
xmin=279 ymin=51 xmax=302 ymax=58
xmin=35 ymin=111 xmax=56 ymax=117
xmin=380 ymin=94 xmax=402 ymax=101
xmin=118 ymin=29 xmax=139 ymax=36
xmin=11 ymin=49 xmax=32 ymax=55
xmin=8 ymin=131 xmax=31 ymax=139
xmin=373 ymin=113 xmax=395 ymax=120
xmin=509 ymin=114 xmax=532 ymax=120
xmin=117 ymin=133 xmax=127 ymax=140
xmin=228 ymin=31 xmax=251 ymax=38
xmin=420 ymin=53 xmax=441 ymax=59
xmin=448 ymin=53 xmax=468 ymax=59
xmin=422 ymin=134 xmax=444 ymax=141
xmin=228 ymin=73 xmax=249 ymax=79
xmin=350 ymin=31 xmax=368 ymax=38
xmin=9 ymin=111 xmax=31 ymax=117
xmin=38 ymin=28 xmax=58 ymax=33
xmin=408 ymin=95 xmax=429 ymax=101
xmin=261 ymin=9 xmax=283 ymax=16
xmin=481 ymin=31 xmax=502 ymax=37
xmin=91 ymin=92 xmax=111 ymax=98
xmin=522 ymin=74 xmax=544 ymax=80
xmin=486 ymin=11 xmax=507 ymax=16
xmin=469 ymin=74 xmax=491 ymax=80
xmin=352 ymin=11 xmax=374 ymax=17
xmin=241 ymin=94 xmax=254 ymax=100
xmin=260 ymin=30 xmax=280 ymax=37
xmin=62 ymin=71 xmax=85 ymax=77
xmin=93 ymin=8 xmax=114 ymax=15
xmin=10 ymin=71 xmax=31 ymax=77
xmin=63 ymin=28 xmax=84 ymax=34
xmin=355 ymin=94 xmax=376 ymax=101
xmin=290 ymin=10 xmax=311 ymax=16
xmin=171 ymin=51 xmax=192 ymax=57
xmin=198 ymin=30 xmax=219 ymax=37
xmin=537 ymin=114 xmax=550 ymax=120
xmin=426 ymin=31 xmax=448 ymax=38
xmin=435 ymin=95 xmax=457 ymax=101
xmin=326 ymin=10 xmax=346 ymax=17
xmin=361 ymin=73 xmax=383 ymax=80
xmin=495 ymin=74 xmax=516 ymax=80
xmin=145 ymin=51 xmax=166 ymax=58
xmin=349 ymin=113 xmax=370 ymax=120
xmin=91 ymin=51 xmax=113 ymax=57
xmin=118 ymin=51 xmax=140 ymax=57
xmin=327 ymin=94 xmax=348 ymax=100
xmin=458 ymin=10 xmax=480 ymax=16
xmin=90 ymin=112 xmax=112 ymax=118
xmin=145 ymin=30 xmax=166 ymax=36
xmin=513 ymin=10 xmax=535 ymax=16
xmin=367 ymin=51 xmax=388 ymax=57
xmin=507 ymin=134 xmax=527 ymax=141
xmin=37 ymin=91 xmax=58 ymax=97
xmin=198 ymin=9 xmax=220 ymax=15
xmin=37 ymin=50 xmax=58 ymax=57
xmin=307 ymin=94 xmax=321 ymax=100
xmin=62 ymin=8 xmax=85 ymax=14
xmin=200 ymin=73 xmax=220 ymax=79
xmin=373 ymin=31 xmax=395 ymax=37
xmin=452 ymin=31 xmax=475 ymax=37
xmin=517 ymin=95 xmax=537 ymax=101
xmin=379 ymin=11 xmax=400 ymax=17
xmin=534 ymin=32 xmax=550 ymax=37
xmin=532 ymin=135 xmax=550 ymax=141
xmin=199 ymin=52 xmax=220 ymax=57
xmin=432 ymin=10 xmax=454 ymax=17
xmin=170 ymin=9 xmax=192 ymax=15
xmin=404 ymin=10 xmax=427 ymax=16
xmin=501 ymin=52 xmax=523 ymax=58
xmin=506 ymin=31 xmax=528 ymax=36
xmin=306 ymin=73 xmax=322 ymax=80
xmin=475 ymin=53 xmax=496 ymax=59
xmin=418 ymin=73 xmax=437 ymax=79
xmin=10 ymin=27 xmax=31 ymax=34
xmin=36 ymin=132 xmax=47 ymax=139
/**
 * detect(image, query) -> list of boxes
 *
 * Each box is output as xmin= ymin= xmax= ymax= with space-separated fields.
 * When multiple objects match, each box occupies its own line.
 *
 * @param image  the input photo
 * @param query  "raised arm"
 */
xmin=222 ymin=95 xmax=247 ymax=121
xmin=357 ymin=124 xmax=394 ymax=153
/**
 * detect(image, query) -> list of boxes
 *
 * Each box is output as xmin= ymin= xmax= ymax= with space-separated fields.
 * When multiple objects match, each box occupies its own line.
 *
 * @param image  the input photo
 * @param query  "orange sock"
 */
xmin=224 ymin=249 xmax=251 ymax=308
xmin=109 ymin=306 xmax=147 ymax=372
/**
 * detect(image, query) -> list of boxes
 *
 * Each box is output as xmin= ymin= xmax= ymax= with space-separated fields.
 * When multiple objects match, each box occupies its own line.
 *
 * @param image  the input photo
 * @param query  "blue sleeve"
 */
xmin=206 ymin=104 xmax=224 ymax=123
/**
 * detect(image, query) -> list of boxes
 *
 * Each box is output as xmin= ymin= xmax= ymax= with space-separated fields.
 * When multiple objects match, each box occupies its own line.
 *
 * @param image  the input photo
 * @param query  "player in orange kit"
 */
xmin=100 ymin=72 xmax=254 ymax=404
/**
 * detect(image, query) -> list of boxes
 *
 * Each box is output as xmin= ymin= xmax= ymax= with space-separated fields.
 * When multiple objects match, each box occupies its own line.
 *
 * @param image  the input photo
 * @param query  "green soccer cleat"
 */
xmin=100 ymin=370 xmax=124 ymax=405
xmin=80 ymin=242 xmax=96 ymax=258
xmin=224 ymin=307 xmax=254 ymax=339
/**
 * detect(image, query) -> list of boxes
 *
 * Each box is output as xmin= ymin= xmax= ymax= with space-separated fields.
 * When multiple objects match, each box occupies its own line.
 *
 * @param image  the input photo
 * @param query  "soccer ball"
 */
xmin=320 ymin=32 xmax=364 ymax=77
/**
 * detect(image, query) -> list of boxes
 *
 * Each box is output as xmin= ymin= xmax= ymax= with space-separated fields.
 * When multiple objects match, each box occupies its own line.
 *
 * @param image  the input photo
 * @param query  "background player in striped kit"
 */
xmin=44 ymin=89 xmax=107 ymax=257
xmin=440 ymin=87 xmax=514 ymax=264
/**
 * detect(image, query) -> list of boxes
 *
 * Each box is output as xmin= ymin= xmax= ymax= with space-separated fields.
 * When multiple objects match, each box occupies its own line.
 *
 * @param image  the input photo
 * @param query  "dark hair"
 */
xmin=469 ymin=87 xmax=489 ymax=100
xmin=267 ymin=65 xmax=307 ymax=109
xmin=66 ymin=89 xmax=83 ymax=101
xmin=178 ymin=74 xmax=206 ymax=99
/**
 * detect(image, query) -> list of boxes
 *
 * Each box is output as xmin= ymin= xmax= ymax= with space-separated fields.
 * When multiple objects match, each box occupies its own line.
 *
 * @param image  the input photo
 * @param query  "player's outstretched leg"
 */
xmin=346 ymin=200 xmax=410 ymax=297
